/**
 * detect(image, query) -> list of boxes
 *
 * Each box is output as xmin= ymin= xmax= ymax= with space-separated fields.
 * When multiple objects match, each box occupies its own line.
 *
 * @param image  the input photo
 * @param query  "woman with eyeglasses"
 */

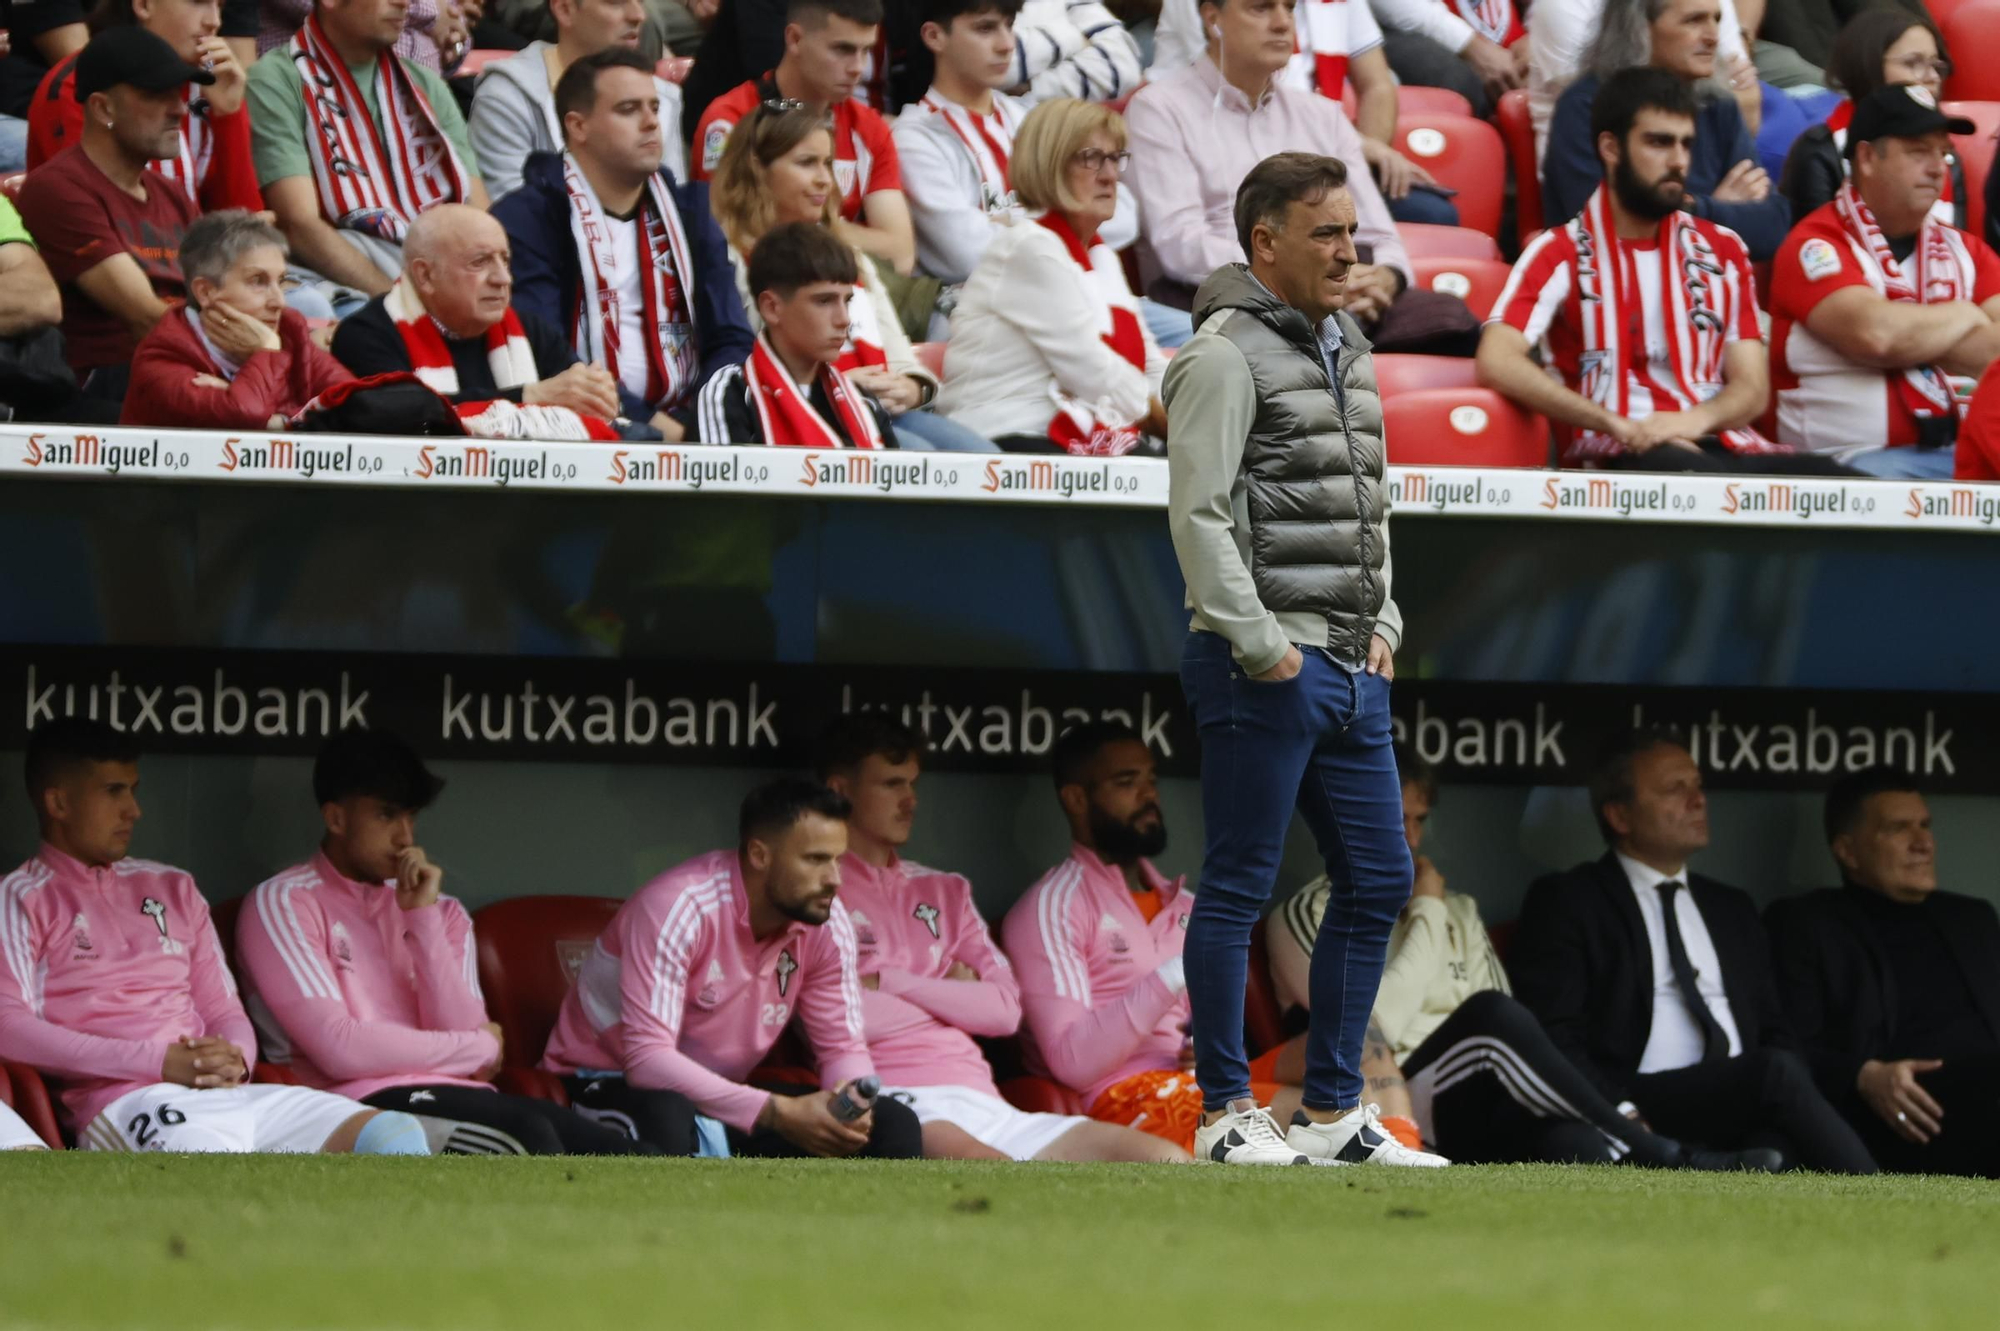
xmin=1779 ymin=9 xmax=1963 ymax=231
xmin=709 ymin=101 xmax=998 ymax=452
xmin=933 ymin=97 xmax=1166 ymax=456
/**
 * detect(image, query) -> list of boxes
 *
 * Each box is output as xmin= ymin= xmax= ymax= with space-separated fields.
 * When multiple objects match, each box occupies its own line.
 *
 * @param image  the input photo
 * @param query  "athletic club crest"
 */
xmin=849 ymin=910 xmax=878 ymax=948
xmin=912 ymin=902 xmax=941 ymax=939
xmin=697 ymin=959 xmax=724 ymax=1008
xmin=71 ymin=912 xmax=93 ymax=953
xmin=330 ymin=921 xmax=355 ymax=966
xmin=775 ymin=948 xmax=798 ymax=997
xmin=140 ymin=897 xmax=184 ymax=955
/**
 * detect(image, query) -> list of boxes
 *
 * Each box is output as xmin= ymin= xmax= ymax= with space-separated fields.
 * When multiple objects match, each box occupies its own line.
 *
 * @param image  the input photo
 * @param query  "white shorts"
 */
xmin=82 ymin=1083 xmax=368 ymax=1154
xmin=0 ymin=1101 xmax=45 ymax=1149
xmin=889 ymin=1084 xmax=1087 ymax=1161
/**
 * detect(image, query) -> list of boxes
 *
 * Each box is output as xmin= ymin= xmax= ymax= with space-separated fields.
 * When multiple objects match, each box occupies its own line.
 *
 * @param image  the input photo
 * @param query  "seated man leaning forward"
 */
xmin=0 ymin=718 xmax=428 ymax=1157
xmin=541 ymin=777 xmax=924 ymax=1160
xmin=122 ymin=209 xmax=355 ymax=430
xmin=236 ymin=730 xmax=658 ymax=1157
xmin=817 ymin=714 xmax=1187 ymax=1162
xmin=329 ymin=203 xmax=632 ymax=439
xmin=1001 ymin=722 xmax=1274 ymax=1156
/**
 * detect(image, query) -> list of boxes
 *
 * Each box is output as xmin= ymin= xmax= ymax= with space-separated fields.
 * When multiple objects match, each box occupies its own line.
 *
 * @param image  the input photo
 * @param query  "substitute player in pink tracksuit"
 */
xmin=816 ymin=715 xmax=1186 ymax=1162
xmin=542 ymin=778 xmax=922 ymax=1159
xmin=1002 ymin=722 xmax=1294 ymax=1154
xmin=237 ymin=731 xmax=655 ymax=1156
xmin=0 ymin=719 xmax=427 ymax=1156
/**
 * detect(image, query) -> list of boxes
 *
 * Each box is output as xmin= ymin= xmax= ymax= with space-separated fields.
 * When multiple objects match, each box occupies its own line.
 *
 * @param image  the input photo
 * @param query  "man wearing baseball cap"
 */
xmin=15 ymin=27 xmax=212 ymax=409
xmin=1768 ymin=82 xmax=2000 ymax=479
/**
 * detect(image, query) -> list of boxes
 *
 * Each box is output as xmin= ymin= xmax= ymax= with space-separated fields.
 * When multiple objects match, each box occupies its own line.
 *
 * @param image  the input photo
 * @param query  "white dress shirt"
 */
xmin=1616 ymin=852 xmax=1745 ymax=1074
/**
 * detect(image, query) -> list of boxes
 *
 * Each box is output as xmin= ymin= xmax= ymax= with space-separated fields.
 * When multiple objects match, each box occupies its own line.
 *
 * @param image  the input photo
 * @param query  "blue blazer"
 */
xmin=492 ymin=151 xmax=754 ymax=421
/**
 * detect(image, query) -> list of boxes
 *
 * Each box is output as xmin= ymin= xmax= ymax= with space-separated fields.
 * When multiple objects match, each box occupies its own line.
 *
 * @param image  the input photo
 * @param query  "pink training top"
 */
xmin=836 ymin=851 xmax=1021 ymax=1097
xmin=999 ymin=844 xmax=1191 ymax=1107
xmin=235 ymin=852 xmax=499 ymax=1102
xmin=0 ymin=845 xmax=257 ymax=1131
xmin=540 ymin=848 xmax=873 ymax=1132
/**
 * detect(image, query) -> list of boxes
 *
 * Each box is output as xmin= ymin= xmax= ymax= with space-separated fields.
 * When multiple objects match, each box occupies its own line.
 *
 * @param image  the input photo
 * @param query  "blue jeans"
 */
xmin=892 ymin=408 xmax=1001 ymax=453
xmin=1844 ymin=446 xmax=1957 ymax=480
xmin=1178 ymin=630 xmax=1412 ymax=1112
xmin=0 ymin=115 xmax=26 ymax=175
xmin=1388 ymin=187 xmax=1459 ymax=228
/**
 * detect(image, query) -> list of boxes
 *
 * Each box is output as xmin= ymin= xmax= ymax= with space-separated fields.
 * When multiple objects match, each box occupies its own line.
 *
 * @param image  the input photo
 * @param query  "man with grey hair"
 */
xmin=1164 ymin=151 xmax=1447 ymax=1170
xmin=1541 ymin=0 xmax=1790 ymax=257
xmin=331 ymin=203 xmax=629 ymax=436
xmin=122 ymin=208 xmax=354 ymax=428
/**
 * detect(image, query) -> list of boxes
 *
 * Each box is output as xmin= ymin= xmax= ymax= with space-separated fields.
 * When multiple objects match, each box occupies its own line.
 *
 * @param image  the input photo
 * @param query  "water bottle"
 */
xmin=828 ymin=1075 xmax=880 ymax=1122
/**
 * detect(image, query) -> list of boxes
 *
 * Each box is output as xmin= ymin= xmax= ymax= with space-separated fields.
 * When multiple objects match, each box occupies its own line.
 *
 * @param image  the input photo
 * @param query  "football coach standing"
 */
xmin=1164 ymin=152 xmax=1445 ymax=1170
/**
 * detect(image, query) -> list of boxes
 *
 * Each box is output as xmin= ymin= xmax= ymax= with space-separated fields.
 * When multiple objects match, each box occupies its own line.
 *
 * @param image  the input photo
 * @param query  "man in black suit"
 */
xmin=1766 ymin=768 xmax=2000 ymax=1178
xmin=1510 ymin=729 xmax=1876 ymax=1174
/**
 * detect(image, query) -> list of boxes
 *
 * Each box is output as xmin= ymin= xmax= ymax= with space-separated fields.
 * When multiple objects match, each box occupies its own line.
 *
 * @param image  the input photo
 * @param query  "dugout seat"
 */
xmin=1394 ymin=114 xmax=1506 ymax=237
xmin=2 ymin=1061 xmax=64 ymax=1149
xmin=1398 ymin=223 xmax=1504 ymax=263
xmin=473 ymin=895 xmax=623 ymax=1068
xmin=1496 ymin=89 xmax=1541 ymax=240
xmin=997 ymin=1075 xmax=1085 ymax=1116
xmin=1487 ymin=919 xmax=1518 ymax=967
xmin=1410 ymin=255 xmax=1514 ymax=320
xmin=1339 ymin=85 xmax=1477 ymax=121
xmin=1373 ymin=352 xmax=1479 ymax=396
xmin=1243 ymin=918 xmax=1286 ymax=1058
xmin=1945 ymin=99 xmax=2000 ymax=241
xmin=1383 ymin=387 xmax=1551 ymax=467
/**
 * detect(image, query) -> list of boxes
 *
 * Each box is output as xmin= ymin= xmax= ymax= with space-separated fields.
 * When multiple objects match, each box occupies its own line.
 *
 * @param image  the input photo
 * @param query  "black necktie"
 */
xmin=1657 ymin=880 xmax=1730 ymax=1063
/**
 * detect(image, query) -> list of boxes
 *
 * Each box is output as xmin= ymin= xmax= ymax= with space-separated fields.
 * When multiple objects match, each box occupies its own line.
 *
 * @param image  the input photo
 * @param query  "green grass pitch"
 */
xmin=1 ymin=1155 xmax=1993 ymax=1330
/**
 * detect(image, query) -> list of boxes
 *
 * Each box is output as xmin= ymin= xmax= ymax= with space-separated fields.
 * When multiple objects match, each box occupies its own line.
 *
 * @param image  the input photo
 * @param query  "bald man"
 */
xmin=331 ymin=204 xmax=623 ymax=423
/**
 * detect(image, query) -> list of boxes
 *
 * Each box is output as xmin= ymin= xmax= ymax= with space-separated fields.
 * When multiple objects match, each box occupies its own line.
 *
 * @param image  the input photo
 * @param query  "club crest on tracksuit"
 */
xmin=697 ymin=959 xmax=725 ymax=1008
xmin=849 ymin=910 xmax=878 ymax=948
xmin=775 ymin=948 xmax=798 ymax=997
xmin=71 ymin=912 xmax=94 ymax=955
xmin=140 ymin=897 xmax=184 ymax=955
xmin=912 ymin=902 xmax=941 ymax=939
xmin=330 ymin=921 xmax=355 ymax=967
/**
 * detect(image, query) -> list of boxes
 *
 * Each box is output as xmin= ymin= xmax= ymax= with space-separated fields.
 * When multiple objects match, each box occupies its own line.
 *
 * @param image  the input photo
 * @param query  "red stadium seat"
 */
xmin=252 ymin=1062 xmax=302 ymax=1085
xmin=913 ymin=341 xmax=946 ymax=379
xmin=1382 ymin=387 xmax=1551 ymax=466
xmin=1944 ymin=6 xmax=2000 ymax=101
xmin=210 ymin=894 xmax=244 ymax=973
xmin=658 ymin=56 xmax=694 ymax=84
xmin=456 ymin=49 xmax=514 ymax=78
xmin=1398 ymin=222 xmax=1503 ymax=262
xmin=1497 ymin=89 xmax=1542 ymax=240
xmin=997 ymin=1075 xmax=1084 ymax=1116
xmin=1396 ymin=85 xmax=1476 ymax=119
xmin=1944 ymin=99 xmax=2000 ymax=240
xmin=1410 ymin=255 xmax=1514 ymax=319
xmin=496 ymin=1067 xmax=571 ymax=1106
xmin=473 ymin=895 xmax=623 ymax=1066
xmin=1487 ymin=919 xmax=1518 ymax=966
xmin=1373 ymin=352 xmax=1479 ymax=396
xmin=1393 ymin=113 xmax=1507 ymax=236
xmin=2 ymin=1061 xmax=64 ymax=1148
xmin=1243 ymin=918 xmax=1285 ymax=1058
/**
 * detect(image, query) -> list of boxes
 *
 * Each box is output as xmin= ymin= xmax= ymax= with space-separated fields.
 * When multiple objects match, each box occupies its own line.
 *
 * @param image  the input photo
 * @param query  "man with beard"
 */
xmin=1479 ymin=67 xmax=1849 ymax=474
xmin=540 ymin=777 xmax=922 ymax=1159
xmin=819 ymin=715 xmax=1186 ymax=1162
xmin=1001 ymin=723 xmax=1272 ymax=1156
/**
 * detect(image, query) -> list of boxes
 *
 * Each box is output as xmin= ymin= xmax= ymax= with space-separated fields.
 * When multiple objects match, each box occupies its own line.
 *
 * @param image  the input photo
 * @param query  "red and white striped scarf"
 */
xmin=384 ymin=275 xmax=616 ymax=439
xmin=1825 ymin=100 xmax=1955 ymax=226
xmin=1569 ymin=185 xmax=1775 ymax=456
xmin=291 ymin=13 xmax=471 ymax=241
xmin=1833 ymin=178 xmax=1968 ymax=424
xmin=154 ymin=96 xmax=210 ymax=206
xmin=1036 ymin=213 xmax=1147 ymax=456
xmin=743 ymin=332 xmax=884 ymax=448
xmin=559 ymin=153 xmax=696 ymax=412
xmin=1295 ymin=0 xmax=1356 ymax=97
xmin=919 ymin=92 xmax=1020 ymax=205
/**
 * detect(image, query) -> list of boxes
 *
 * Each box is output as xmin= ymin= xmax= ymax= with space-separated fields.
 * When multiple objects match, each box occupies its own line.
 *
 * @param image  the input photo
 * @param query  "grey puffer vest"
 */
xmin=1190 ymin=265 xmax=1389 ymax=666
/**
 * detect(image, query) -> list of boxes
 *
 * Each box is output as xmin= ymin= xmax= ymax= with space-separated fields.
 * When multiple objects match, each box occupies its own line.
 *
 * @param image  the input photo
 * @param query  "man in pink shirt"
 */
xmin=542 ymin=777 xmax=921 ymax=1158
xmin=1001 ymin=722 xmax=1278 ymax=1155
xmin=817 ymin=715 xmax=1185 ymax=1162
xmin=0 ymin=719 xmax=427 ymax=1156
xmin=1124 ymin=0 xmax=1476 ymax=355
xmin=237 ymin=731 xmax=655 ymax=1156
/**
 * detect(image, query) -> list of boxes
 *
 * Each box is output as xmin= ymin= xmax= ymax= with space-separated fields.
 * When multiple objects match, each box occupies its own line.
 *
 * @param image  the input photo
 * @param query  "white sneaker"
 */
xmin=1286 ymin=1103 xmax=1452 ymax=1167
xmin=1194 ymin=1100 xmax=1312 ymax=1166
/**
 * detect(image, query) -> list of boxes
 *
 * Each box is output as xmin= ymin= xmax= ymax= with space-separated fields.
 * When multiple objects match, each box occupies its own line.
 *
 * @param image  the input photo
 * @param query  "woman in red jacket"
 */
xmin=121 ymin=209 xmax=352 ymax=429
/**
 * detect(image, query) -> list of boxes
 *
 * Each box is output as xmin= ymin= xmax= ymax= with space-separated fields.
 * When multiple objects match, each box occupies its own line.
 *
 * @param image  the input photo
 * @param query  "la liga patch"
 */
xmin=1800 ymin=238 xmax=1842 ymax=282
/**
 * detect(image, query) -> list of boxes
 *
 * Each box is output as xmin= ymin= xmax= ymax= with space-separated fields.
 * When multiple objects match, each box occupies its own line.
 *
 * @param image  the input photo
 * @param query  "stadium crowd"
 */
xmin=4 ymin=712 xmax=1996 ymax=1181
xmin=0 ymin=0 xmax=1987 ymax=469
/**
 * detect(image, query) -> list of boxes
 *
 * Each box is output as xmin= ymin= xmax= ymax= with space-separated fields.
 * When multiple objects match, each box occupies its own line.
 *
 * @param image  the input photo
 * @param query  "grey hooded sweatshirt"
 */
xmin=469 ymin=42 xmax=687 ymax=203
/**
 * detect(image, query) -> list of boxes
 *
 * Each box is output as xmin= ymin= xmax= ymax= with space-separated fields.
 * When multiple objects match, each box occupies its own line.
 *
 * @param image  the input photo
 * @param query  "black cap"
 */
xmin=74 ymin=28 xmax=216 ymax=103
xmin=1843 ymin=83 xmax=1975 ymax=159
